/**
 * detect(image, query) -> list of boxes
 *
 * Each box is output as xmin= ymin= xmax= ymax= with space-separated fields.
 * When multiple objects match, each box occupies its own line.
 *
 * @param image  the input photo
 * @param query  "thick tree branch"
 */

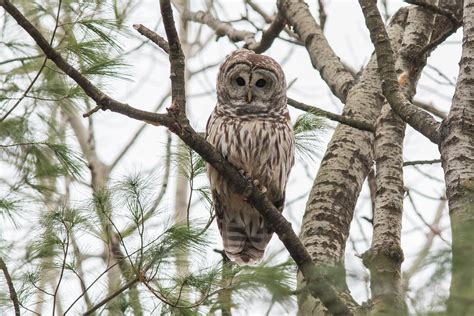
xmin=288 ymin=98 xmax=375 ymax=132
xmin=277 ymin=0 xmax=355 ymax=102
xmin=0 ymin=0 xmax=353 ymax=313
xmin=413 ymin=100 xmax=447 ymax=119
xmin=405 ymin=0 xmax=461 ymax=27
xmin=359 ymin=0 xmax=441 ymax=144
xmin=0 ymin=257 xmax=20 ymax=316
xmin=250 ymin=12 xmax=285 ymax=53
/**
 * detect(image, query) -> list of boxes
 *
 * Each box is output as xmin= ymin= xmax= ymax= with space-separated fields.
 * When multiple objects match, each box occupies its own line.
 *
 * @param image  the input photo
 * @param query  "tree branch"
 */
xmin=0 ymin=0 xmax=354 ymax=313
xmin=160 ymin=0 xmax=187 ymax=117
xmin=288 ymin=97 xmax=375 ymax=132
xmin=83 ymin=277 xmax=139 ymax=315
xmin=277 ymin=0 xmax=355 ymax=102
xmin=405 ymin=0 xmax=461 ymax=27
xmin=181 ymin=9 xmax=257 ymax=47
xmin=403 ymin=158 xmax=442 ymax=166
xmin=133 ymin=23 xmax=170 ymax=53
xmin=359 ymin=0 xmax=441 ymax=144
xmin=0 ymin=257 xmax=20 ymax=316
xmin=249 ymin=12 xmax=285 ymax=53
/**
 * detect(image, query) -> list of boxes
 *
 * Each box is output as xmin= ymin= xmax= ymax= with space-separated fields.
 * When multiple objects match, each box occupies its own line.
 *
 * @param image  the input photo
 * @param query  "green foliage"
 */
xmin=231 ymin=260 xmax=296 ymax=306
xmin=0 ymin=1 xmax=304 ymax=315
xmin=293 ymin=113 xmax=325 ymax=163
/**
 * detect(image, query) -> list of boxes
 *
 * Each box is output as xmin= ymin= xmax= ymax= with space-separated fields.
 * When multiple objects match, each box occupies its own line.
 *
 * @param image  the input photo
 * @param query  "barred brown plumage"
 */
xmin=206 ymin=49 xmax=295 ymax=265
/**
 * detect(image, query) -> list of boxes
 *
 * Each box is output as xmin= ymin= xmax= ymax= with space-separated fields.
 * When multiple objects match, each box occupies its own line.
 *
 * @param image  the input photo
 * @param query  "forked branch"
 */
xmin=358 ymin=0 xmax=441 ymax=144
xmin=0 ymin=0 xmax=354 ymax=314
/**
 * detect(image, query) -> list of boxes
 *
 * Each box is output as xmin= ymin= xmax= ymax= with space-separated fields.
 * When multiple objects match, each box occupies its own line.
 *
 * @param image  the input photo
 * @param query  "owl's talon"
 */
xmin=252 ymin=179 xmax=267 ymax=193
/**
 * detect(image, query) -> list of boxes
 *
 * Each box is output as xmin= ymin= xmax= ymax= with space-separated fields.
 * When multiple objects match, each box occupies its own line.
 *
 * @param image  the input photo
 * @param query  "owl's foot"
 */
xmin=253 ymin=180 xmax=267 ymax=194
xmin=238 ymin=169 xmax=267 ymax=194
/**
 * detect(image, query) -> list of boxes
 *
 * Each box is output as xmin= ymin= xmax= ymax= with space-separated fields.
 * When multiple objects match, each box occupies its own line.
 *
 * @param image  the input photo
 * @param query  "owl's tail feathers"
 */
xmin=220 ymin=220 xmax=272 ymax=265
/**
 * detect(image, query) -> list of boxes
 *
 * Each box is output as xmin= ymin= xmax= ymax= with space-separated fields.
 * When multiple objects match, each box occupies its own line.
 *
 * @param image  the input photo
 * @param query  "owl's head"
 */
xmin=216 ymin=49 xmax=287 ymax=115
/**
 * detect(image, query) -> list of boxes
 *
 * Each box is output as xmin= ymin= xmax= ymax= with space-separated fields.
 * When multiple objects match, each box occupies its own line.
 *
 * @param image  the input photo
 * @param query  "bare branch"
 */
xmin=110 ymin=91 xmax=171 ymax=171
xmin=160 ymin=0 xmax=187 ymax=117
xmin=83 ymin=277 xmax=139 ymax=315
xmin=182 ymin=9 xmax=256 ymax=47
xmin=249 ymin=12 xmax=285 ymax=53
xmin=278 ymin=0 xmax=355 ymax=102
xmin=0 ymin=0 xmax=63 ymax=122
xmin=359 ymin=0 xmax=441 ymax=144
xmin=403 ymin=158 xmax=442 ymax=166
xmin=288 ymin=97 xmax=375 ymax=132
xmin=405 ymin=0 xmax=461 ymax=27
xmin=413 ymin=100 xmax=447 ymax=119
xmin=0 ymin=257 xmax=20 ymax=316
xmin=133 ymin=23 xmax=170 ymax=53
xmin=317 ymin=0 xmax=327 ymax=30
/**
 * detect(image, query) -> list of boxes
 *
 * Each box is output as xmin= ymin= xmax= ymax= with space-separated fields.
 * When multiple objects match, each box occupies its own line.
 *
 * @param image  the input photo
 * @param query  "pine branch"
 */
xmin=83 ymin=277 xmax=139 ymax=315
xmin=0 ymin=0 xmax=63 ymax=122
xmin=359 ymin=0 xmax=441 ymax=144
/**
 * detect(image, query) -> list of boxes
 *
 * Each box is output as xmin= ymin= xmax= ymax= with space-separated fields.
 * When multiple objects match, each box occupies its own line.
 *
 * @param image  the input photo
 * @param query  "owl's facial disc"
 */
xmin=225 ymin=63 xmax=251 ymax=102
xmin=225 ymin=63 xmax=278 ymax=107
xmin=249 ymin=69 xmax=277 ymax=104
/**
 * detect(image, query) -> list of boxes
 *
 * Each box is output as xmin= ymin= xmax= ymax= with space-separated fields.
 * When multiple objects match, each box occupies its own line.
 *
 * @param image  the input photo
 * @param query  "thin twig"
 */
xmin=52 ymin=221 xmax=70 ymax=316
xmin=403 ymin=158 xmax=442 ymax=166
xmin=83 ymin=277 xmax=139 ymax=315
xmin=0 ymin=0 xmax=63 ymax=122
xmin=110 ymin=91 xmax=171 ymax=171
xmin=288 ymin=97 xmax=375 ymax=132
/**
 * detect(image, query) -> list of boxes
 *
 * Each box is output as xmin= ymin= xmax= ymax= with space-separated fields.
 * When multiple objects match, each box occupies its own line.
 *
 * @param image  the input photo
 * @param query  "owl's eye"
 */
xmin=236 ymin=77 xmax=246 ymax=86
xmin=255 ymin=79 xmax=267 ymax=88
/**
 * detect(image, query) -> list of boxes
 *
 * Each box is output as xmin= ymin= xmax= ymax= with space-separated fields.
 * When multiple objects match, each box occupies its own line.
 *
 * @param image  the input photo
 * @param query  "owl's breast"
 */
xmin=207 ymin=113 xmax=294 ymax=199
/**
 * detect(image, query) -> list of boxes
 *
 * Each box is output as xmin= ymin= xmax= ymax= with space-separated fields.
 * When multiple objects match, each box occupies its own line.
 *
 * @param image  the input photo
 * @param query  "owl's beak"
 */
xmin=247 ymin=89 xmax=253 ymax=103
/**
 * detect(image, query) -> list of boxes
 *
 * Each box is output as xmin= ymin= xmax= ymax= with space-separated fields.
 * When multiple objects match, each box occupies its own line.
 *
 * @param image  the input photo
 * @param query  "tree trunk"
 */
xmin=440 ymin=1 xmax=474 ymax=313
xmin=297 ymin=9 xmax=408 ymax=315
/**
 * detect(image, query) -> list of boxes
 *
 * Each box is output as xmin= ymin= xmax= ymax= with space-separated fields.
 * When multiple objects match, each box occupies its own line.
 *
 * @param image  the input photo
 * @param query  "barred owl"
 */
xmin=206 ymin=49 xmax=295 ymax=265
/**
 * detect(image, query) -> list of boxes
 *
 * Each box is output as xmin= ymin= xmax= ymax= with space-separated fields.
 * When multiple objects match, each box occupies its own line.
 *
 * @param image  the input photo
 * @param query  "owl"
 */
xmin=206 ymin=49 xmax=295 ymax=265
